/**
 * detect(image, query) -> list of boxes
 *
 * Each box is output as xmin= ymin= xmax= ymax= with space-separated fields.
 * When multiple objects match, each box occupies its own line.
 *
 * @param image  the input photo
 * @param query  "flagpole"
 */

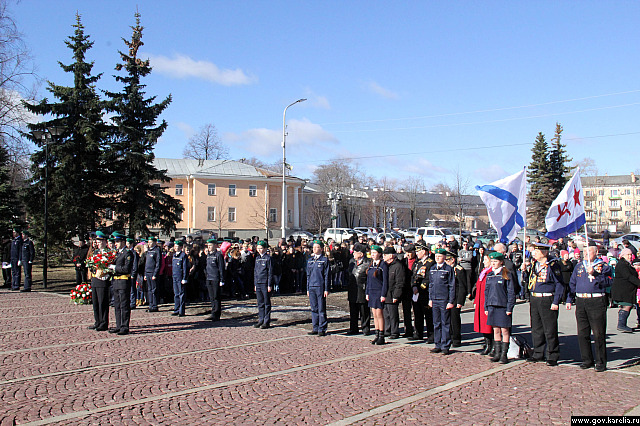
xmin=522 ymin=167 xmax=527 ymax=261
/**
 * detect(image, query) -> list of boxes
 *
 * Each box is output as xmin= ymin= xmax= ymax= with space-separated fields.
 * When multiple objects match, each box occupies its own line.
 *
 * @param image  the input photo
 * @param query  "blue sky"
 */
xmin=12 ymin=1 xmax=640 ymax=189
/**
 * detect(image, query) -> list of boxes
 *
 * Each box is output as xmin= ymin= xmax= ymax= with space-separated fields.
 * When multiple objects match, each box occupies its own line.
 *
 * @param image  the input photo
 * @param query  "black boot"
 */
xmin=481 ymin=336 xmax=493 ymax=355
xmin=488 ymin=338 xmax=498 ymax=358
xmin=500 ymin=340 xmax=510 ymax=364
xmin=490 ymin=341 xmax=502 ymax=362
xmin=617 ymin=310 xmax=634 ymax=333
xmin=371 ymin=329 xmax=379 ymax=344
xmin=376 ymin=331 xmax=385 ymax=345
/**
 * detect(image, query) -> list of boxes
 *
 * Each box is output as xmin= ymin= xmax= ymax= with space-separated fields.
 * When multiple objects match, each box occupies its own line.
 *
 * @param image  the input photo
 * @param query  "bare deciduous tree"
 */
xmin=182 ymin=124 xmax=229 ymax=161
xmin=401 ymin=176 xmax=425 ymax=227
xmin=0 ymin=0 xmax=39 ymax=186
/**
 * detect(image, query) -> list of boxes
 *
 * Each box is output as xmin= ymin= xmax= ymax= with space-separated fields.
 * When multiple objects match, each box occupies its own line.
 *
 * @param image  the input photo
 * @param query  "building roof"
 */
xmin=581 ymin=173 xmax=638 ymax=187
xmin=154 ymin=158 xmax=305 ymax=183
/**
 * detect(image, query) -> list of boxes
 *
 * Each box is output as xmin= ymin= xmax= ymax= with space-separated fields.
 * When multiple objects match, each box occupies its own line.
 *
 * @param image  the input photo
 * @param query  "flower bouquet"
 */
xmin=86 ymin=251 xmax=116 ymax=278
xmin=70 ymin=282 xmax=92 ymax=304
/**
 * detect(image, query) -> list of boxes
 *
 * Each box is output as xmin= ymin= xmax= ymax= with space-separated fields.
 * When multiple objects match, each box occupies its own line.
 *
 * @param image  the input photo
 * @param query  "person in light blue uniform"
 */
xmin=20 ymin=230 xmax=35 ymax=292
xmin=307 ymin=240 xmax=330 ymax=336
xmin=253 ymin=240 xmax=274 ymax=328
xmin=172 ymin=240 xmax=190 ymax=317
xmin=144 ymin=237 xmax=162 ymax=312
xmin=428 ymin=248 xmax=456 ymax=355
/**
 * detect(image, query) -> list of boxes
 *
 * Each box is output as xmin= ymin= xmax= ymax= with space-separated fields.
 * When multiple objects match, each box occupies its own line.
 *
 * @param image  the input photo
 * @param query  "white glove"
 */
xmin=220 ymin=281 xmax=224 ymax=287
xmin=17 ymin=261 xmax=21 ymax=266
xmin=181 ymin=280 xmax=187 ymax=284
xmin=28 ymin=261 xmax=32 ymax=264
xmin=109 ymin=264 xmax=116 ymax=271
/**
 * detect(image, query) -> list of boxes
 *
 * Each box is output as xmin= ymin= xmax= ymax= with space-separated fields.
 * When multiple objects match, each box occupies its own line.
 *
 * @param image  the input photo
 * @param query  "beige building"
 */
xmin=582 ymin=173 xmax=640 ymax=232
xmin=153 ymin=159 xmax=306 ymax=240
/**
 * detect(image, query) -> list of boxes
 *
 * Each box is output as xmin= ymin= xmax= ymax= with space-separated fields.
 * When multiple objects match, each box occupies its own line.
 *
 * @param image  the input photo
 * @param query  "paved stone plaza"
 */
xmin=1 ymin=289 xmax=639 ymax=425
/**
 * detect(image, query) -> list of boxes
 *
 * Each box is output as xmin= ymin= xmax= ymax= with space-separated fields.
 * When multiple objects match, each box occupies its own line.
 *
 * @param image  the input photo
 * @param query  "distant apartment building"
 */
xmin=153 ymin=159 xmax=306 ymax=240
xmin=582 ymin=173 xmax=640 ymax=232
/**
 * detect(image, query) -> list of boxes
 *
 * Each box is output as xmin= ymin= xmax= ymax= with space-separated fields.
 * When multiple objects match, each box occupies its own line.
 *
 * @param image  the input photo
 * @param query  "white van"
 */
xmin=415 ymin=227 xmax=448 ymax=245
xmin=324 ymin=228 xmax=357 ymax=243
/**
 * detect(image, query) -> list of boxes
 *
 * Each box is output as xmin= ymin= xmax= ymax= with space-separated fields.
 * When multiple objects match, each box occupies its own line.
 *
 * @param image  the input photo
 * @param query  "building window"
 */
xmin=179 ymin=212 xmax=183 ymax=221
xmin=227 ymin=231 xmax=236 ymax=238
xmin=208 ymin=184 xmax=216 ymax=196
xmin=611 ymin=211 xmax=619 ymax=218
xmin=611 ymin=189 xmax=618 ymax=196
xmin=153 ymin=183 xmax=161 ymax=189
xmin=585 ymin=190 xmax=593 ymax=196
xmin=625 ymin=211 xmax=632 ymax=217
xmin=625 ymin=189 xmax=631 ymax=195
xmin=611 ymin=200 xmax=619 ymax=207
xmin=637 ymin=211 xmax=640 ymax=217
xmin=287 ymin=209 xmax=292 ymax=223
xmin=228 ymin=207 xmax=236 ymax=222
xmin=249 ymin=185 xmax=257 ymax=197
xmin=626 ymin=221 xmax=632 ymax=227
xmin=598 ymin=201 xmax=605 ymax=207
xmin=637 ymin=189 xmax=640 ymax=196
xmin=175 ymin=184 xmax=183 ymax=196
xmin=625 ymin=199 xmax=632 ymax=206
xmin=229 ymin=184 xmax=237 ymax=196
xmin=207 ymin=207 xmax=216 ymax=222
xmin=269 ymin=208 xmax=277 ymax=222
xmin=586 ymin=211 xmax=593 ymax=219
xmin=598 ymin=190 xmax=604 ymax=196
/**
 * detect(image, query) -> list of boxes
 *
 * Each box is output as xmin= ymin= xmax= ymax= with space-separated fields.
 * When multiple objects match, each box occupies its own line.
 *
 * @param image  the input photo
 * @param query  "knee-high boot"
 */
xmin=490 ymin=341 xmax=502 ymax=362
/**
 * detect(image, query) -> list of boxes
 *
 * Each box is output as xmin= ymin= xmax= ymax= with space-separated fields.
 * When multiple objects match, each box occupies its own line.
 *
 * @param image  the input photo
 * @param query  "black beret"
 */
xmin=382 ymin=246 xmax=396 ymax=255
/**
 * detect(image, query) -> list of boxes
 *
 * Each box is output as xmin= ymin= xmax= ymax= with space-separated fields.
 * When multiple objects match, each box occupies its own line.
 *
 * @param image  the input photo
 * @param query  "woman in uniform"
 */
xmin=484 ymin=252 xmax=516 ymax=364
xmin=366 ymin=245 xmax=388 ymax=345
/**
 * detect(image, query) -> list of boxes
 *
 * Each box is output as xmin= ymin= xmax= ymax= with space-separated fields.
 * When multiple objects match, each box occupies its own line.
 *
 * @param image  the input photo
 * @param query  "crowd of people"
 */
xmin=3 ymin=227 xmax=640 ymax=371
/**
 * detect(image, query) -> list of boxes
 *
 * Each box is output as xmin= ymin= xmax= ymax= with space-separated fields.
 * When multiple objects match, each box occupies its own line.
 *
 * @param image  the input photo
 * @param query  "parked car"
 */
xmin=324 ymin=228 xmax=358 ymax=243
xmin=353 ymin=227 xmax=378 ymax=238
xmin=415 ymin=227 xmax=450 ymax=245
xmin=376 ymin=231 xmax=403 ymax=244
xmin=612 ymin=233 xmax=640 ymax=250
xmin=288 ymin=231 xmax=314 ymax=240
xmin=401 ymin=227 xmax=419 ymax=239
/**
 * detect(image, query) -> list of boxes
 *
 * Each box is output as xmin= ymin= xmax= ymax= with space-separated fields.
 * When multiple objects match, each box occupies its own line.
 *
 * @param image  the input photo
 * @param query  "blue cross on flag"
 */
xmin=476 ymin=169 xmax=527 ymax=244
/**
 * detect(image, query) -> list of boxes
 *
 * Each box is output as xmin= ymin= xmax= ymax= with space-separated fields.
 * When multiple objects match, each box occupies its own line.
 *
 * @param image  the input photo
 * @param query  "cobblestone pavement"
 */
xmin=1 ymin=289 xmax=639 ymax=425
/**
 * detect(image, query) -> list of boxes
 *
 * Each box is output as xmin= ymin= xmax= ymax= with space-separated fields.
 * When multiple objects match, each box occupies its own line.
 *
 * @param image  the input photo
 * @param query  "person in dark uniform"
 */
xmin=144 ymin=237 xmax=162 ymax=312
xmin=383 ymin=246 xmax=404 ymax=339
xmin=366 ymin=245 xmax=388 ymax=345
xmin=445 ymin=250 xmax=468 ymax=347
xmin=172 ymin=240 xmax=190 ymax=317
xmin=253 ymin=240 xmax=273 ymax=328
xmin=409 ymin=241 xmax=435 ymax=342
xmin=89 ymin=231 xmax=112 ymax=331
xmin=109 ymin=232 xmax=134 ymax=335
xmin=127 ymin=238 xmax=138 ymax=310
xmin=10 ymin=227 xmax=22 ymax=291
xmin=429 ymin=248 xmax=456 ymax=355
xmin=1 ymin=234 xmax=11 ymax=288
xmin=346 ymin=243 xmax=371 ymax=335
xmin=307 ymin=240 xmax=330 ymax=336
xmin=205 ymin=239 xmax=225 ymax=321
xmin=400 ymin=244 xmax=416 ymax=338
xmin=20 ymin=230 xmax=35 ymax=292
xmin=566 ymin=244 xmax=612 ymax=372
xmin=73 ymin=237 xmax=90 ymax=287
xmin=484 ymin=252 xmax=516 ymax=364
xmin=527 ymin=243 xmax=564 ymax=366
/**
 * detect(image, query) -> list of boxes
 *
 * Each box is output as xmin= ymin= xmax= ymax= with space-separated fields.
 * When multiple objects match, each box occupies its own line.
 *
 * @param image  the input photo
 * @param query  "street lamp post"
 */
xmin=32 ymin=126 xmax=63 ymax=289
xmin=281 ymin=98 xmax=306 ymax=239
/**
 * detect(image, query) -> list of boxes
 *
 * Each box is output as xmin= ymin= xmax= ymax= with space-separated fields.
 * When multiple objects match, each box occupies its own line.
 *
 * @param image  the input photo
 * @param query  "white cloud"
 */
xmin=474 ymin=164 xmax=508 ymax=182
xmin=174 ymin=121 xmax=195 ymax=138
xmin=146 ymin=53 xmax=256 ymax=86
xmin=366 ymin=80 xmax=399 ymax=100
xmin=303 ymin=88 xmax=331 ymax=110
xmin=224 ymin=118 xmax=337 ymax=157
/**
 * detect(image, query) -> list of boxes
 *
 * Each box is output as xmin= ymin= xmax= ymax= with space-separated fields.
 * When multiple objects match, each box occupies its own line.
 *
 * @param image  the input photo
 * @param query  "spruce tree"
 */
xmin=527 ymin=132 xmax=554 ymax=230
xmin=548 ymin=122 xmax=572 ymax=196
xmin=0 ymin=141 xmax=24 ymax=232
xmin=104 ymin=13 xmax=183 ymax=236
xmin=23 ymin=14 xmax=108 ymax=243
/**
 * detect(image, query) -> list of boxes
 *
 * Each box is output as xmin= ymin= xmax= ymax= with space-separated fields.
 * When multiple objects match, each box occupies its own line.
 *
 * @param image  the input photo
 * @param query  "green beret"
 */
xmin=148 ymin=237 xmax=158 ymax=242
xmin=489 ymin=252 xmax=505 ymax=260
xmin=371 ymin=245 xmax=383 ymax=253
xmin=140 ymin=238 xmax=147 ymax=243
xmin=175 ymin=240 xmax=184 ymax=246
xmin=111 ymin=231 xmax=125 ymax=240
xmin=206 ymin=238 xmax=217 ymax=244
xmin=257 ymin=240 xmax=268 ymax=247
xmin=21 ymin=230 xmax=31 ymax=237
xmin=95 ymin=231 xmax=108 ymax=240
xmin=434 ymin=248 xmax=447 ymax=255
xmin=312 ymin=240 xmax=324 ymax=247
xmin=126 ymin=238 xmax=135 ymax=243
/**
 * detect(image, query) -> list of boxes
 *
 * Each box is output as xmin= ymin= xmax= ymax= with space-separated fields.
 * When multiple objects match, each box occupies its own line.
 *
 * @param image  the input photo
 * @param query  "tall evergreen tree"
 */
xmin=0 ymin=141 xmax=23 ymax=232
xmin=527 ymin=132 xmax=554 ymax=230
xmin=23 ymin=15 xmax=108 ymax=243
xmin=548 ymin=122 xmax=572 ymax=196
xmin=104 ymin=13 xmax=182 ymax=236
